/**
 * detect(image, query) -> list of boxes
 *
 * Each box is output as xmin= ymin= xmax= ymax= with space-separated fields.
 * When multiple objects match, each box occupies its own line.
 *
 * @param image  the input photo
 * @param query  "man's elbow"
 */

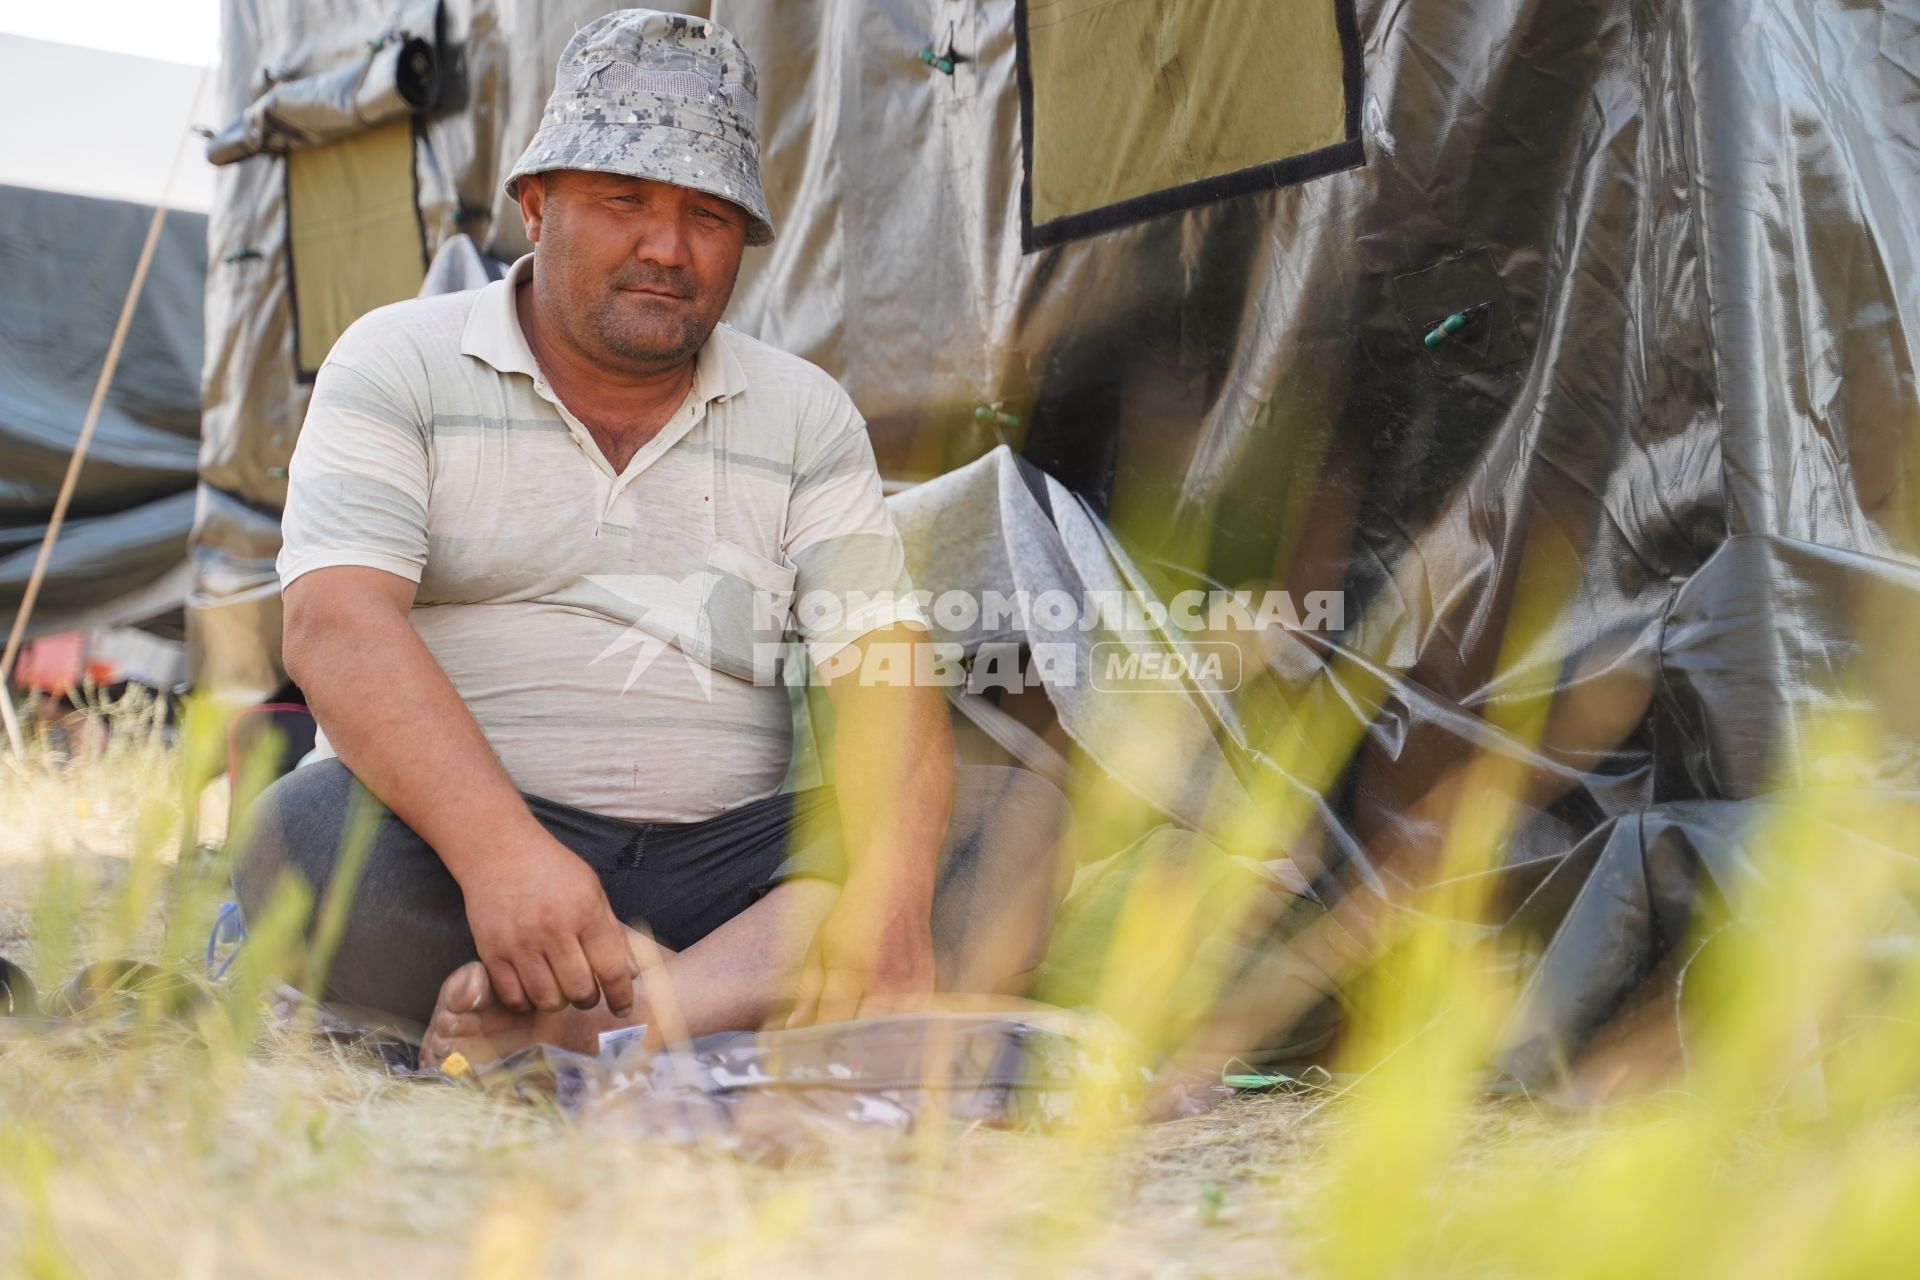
xmin=279 ymin=568 xmax=415 ymax=689
xmin=280 ymin=579 xmax=360 ymax=689
xmin=279 ymin=593 xmax=326 ymax=689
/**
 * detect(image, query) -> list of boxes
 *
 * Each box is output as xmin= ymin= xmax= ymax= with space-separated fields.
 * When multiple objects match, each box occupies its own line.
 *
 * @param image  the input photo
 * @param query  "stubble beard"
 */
xmin=585 ymin=273 xmax=712 ymax=369
xmin=535 ymin=211 xmax=737 ymax=374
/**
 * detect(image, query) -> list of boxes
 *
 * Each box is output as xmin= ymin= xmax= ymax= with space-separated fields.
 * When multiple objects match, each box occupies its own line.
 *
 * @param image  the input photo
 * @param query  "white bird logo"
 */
xmin=583 ymin=572 xmax=719 ymax=700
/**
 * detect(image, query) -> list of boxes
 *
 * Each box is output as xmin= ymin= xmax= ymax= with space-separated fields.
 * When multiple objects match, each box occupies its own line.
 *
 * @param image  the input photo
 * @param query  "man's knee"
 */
xmin=228 ymin=759 xmax=465 ymax=1024
xmin=934 ymin=766 xmax=1073 ymax=988
xmin=230 ymin=759 xmax=357 ymax=921
xmin=951 ymin=764 xmax=1073 ymax=900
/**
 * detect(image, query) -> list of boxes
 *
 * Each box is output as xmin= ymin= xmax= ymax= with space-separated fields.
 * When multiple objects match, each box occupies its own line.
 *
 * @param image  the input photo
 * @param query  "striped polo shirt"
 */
xmin=279 ymin=253 xmax=925 ymax=822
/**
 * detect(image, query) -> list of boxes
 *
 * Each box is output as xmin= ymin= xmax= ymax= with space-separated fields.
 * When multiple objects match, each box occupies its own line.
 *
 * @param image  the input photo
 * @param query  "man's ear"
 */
xmin=517 ymin=173 xmax=547 ymax=242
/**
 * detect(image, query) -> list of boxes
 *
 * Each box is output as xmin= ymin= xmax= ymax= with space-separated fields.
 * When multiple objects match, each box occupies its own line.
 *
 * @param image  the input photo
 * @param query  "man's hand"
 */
xmin=785 ymin=882 xmax=936 ymax=1027
xmin=456 ymin=834 xmax=638 ymax=1016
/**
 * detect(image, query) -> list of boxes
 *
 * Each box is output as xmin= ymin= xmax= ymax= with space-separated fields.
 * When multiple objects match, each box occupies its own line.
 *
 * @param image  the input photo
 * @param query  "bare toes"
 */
xmin=419 ymin=962 xmax=493 ymax=1070
xmin=439 ymin=961 xmax=492 ymax=1016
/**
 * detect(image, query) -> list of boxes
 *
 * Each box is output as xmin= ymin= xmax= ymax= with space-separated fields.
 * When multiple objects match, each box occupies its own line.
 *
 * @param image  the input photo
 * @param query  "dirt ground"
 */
xmin=0 ymin=850 xmax=1341 ymax=1279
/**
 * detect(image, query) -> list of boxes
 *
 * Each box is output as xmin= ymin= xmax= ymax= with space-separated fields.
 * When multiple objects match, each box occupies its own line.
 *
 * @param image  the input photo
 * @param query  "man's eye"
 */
xmin=693 ymin=207 xmax=722 ymax=221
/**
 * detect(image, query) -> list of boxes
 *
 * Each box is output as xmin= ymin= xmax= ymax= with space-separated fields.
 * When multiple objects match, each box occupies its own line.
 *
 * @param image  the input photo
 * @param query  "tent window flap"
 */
xmin=286 ymin=117 xmax=429 ymax=379
xmin=1015 ymin=0 xmax=1366 ymax=251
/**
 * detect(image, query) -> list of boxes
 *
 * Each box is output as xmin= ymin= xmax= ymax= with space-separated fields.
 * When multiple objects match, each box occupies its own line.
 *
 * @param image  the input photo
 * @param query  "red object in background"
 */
xmin=13 ymin=632 xmax=85 ymax=695
xmin=9 ymin=628 xmax=186 ymax=697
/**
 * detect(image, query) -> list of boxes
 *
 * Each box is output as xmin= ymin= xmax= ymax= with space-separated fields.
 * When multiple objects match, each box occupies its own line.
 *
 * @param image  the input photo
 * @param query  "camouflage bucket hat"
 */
xmin=506 ymin=9 xmax=774 ymax=245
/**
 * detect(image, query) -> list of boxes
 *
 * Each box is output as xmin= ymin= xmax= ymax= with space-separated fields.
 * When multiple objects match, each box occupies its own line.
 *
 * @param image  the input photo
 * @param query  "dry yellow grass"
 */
xmin=7 ymin=689 xmax=1920 ymax=1279
xmin=0 ymin=696 xmax=1337 ymax=1278
xmin=0 ymin=1017 xmax=1335 ymax=1279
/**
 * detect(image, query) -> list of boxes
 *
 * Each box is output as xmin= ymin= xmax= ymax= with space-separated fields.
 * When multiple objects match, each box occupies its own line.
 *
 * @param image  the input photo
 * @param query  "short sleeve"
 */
xmin=278 ymin=358 xmax=432 ymax=589
xmin=783 ymin=387 xmax=929 ymax=672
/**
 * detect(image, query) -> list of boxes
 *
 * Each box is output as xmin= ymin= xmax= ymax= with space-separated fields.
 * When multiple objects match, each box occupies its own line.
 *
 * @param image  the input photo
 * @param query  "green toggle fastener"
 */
xmin=974 ymin=406 xmax=1021 ymax=430
xmin=918 ymin=48 xmax=956 ymax=75
xmin=1423 ymin=304 xmax=1487 ymax=349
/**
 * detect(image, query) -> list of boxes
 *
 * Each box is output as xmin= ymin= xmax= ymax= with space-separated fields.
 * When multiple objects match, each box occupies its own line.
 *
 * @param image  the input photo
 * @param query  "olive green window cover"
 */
xmin=1015 ymin=0 xmax=1364 ymax=250
xmin=286 ymin=117 xmax=429 ymax=379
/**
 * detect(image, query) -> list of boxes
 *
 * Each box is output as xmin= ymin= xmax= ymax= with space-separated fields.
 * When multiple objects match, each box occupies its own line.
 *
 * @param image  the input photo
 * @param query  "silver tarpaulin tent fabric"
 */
xmin=723 ymin=0 xmax=1920 ymax=1085
xmin=197 ymin=0 xmax=1920 ymax=1087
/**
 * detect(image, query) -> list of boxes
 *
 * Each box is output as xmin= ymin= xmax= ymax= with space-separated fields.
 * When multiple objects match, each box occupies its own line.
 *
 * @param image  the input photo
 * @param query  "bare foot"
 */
xmin=417 ymin=962 xmax=627 ymax=1072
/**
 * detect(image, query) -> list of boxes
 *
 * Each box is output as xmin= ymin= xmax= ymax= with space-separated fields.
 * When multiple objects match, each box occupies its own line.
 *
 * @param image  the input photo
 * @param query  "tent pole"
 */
xmin=1 ymin=67 xmax=209 ymax=759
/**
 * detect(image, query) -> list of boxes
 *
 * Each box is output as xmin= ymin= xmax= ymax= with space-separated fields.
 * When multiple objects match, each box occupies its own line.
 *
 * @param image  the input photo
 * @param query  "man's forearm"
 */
xmin=825 ymin=634 xmax=954 ymax=909
xmin=286 ymin=599 xmax=542 ymax=882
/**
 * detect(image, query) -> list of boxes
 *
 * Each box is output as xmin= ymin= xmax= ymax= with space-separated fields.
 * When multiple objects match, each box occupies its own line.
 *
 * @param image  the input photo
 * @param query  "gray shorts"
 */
xmin=232 ymin=759 xmax=1069 ymax=1026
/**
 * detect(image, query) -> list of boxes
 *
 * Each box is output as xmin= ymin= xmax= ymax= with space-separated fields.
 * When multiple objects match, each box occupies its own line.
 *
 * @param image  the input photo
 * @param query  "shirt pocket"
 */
xmin=702 ymin=538 xmax=798 ymax=684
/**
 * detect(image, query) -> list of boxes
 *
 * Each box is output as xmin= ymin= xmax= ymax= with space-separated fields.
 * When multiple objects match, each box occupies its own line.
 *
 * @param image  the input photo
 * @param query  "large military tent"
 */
xmin=188 ymin=0 xmax=1920 ymax=1086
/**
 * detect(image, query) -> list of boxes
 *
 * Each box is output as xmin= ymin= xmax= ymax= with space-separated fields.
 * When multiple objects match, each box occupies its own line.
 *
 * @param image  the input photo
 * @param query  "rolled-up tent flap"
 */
xmin=205 ymin=31 xmax=437 ymax=166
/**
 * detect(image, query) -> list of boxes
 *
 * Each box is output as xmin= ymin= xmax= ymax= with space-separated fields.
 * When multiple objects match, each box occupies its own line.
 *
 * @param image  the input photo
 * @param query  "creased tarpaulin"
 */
xmin=711 ymin=0 xmax=1920 ymax=1086
xmin=201 ymin=0 xmax=1920 ymax=1089
xmin=0 ymin=185 xmax=204 ymax=636
xmin=420 ymin=232 xmax=507 ymax=295
xmin=891 ymin=446 xmax=1254 ymax=829
xmin=1499 ymin=789 xmax=1920 ymax=1088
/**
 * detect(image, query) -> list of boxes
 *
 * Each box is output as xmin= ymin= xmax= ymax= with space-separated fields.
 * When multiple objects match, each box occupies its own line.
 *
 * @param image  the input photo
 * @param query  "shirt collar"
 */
xmin=460 ymin=253 xmax=749 ymax=404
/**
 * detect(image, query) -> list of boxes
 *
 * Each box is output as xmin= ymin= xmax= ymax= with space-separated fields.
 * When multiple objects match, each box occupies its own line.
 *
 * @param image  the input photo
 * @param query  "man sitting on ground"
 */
xmin=233 ymin=9 xmax=1068 ymax=1068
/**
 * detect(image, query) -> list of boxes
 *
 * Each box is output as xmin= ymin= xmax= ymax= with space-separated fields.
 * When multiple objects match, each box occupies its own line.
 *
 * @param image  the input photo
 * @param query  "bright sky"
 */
xmin=0 ymin=1 xmax=223 ymax=208
xmin=0 ymin=0 xmax=221 ymax=66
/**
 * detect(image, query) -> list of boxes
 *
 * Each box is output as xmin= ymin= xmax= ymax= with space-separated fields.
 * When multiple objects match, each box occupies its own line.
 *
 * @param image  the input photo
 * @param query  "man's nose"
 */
xmin=632 ymin=214 xmax=692 ymax=270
